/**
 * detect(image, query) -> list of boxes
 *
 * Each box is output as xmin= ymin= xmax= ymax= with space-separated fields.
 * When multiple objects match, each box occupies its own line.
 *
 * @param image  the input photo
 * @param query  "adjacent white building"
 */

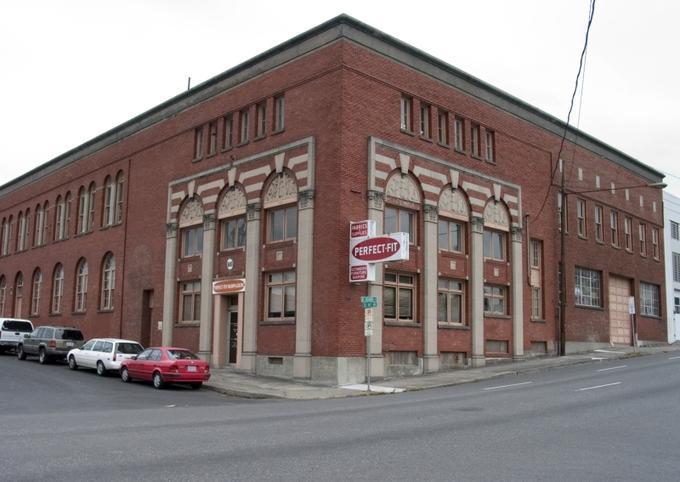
xmin=663 ymin=191 xmax=680 ymax=343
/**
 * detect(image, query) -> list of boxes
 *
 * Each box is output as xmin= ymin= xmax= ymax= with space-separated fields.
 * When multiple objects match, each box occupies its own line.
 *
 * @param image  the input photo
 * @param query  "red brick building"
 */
xmin=0 ymin=15 xmax=666 ymax=383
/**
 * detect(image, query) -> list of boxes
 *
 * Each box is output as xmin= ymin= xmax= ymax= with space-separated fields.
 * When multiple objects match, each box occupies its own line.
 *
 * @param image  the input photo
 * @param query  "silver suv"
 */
xmin=17 ymin=326 xmax=85 ymax=364
xmin=0 ymin=318 xmax=34 ymax=354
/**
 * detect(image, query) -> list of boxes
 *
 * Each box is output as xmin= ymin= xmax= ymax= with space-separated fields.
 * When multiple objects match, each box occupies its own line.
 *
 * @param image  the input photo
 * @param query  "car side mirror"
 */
xmin=131 ymin=355 xmax=137 ymax=360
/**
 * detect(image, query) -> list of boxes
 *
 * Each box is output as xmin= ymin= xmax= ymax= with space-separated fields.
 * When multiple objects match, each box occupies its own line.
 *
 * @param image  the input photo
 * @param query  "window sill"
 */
xmin=181 ymin=254 xmax=202 ymax=261
xmin=484 ymin=314 xmax=511 ymax=320
xmin=400 ymin=128 xmax=415 ymax=137
xmin=384 ymin=320 xmax=420 ymax=327
xmin=438 ymin=323 xmax=469 ymax=330
xmin=639 ymin=314 xmax=662 ymax=320
xmin=272 ymin=128 xmax=285 ymax=136
xmin=418 ymin=135 xmax=433 ymax=143
xmin=259 ymin=319 xmax=296 ymax=326
xmin=206 ymin=152 xmax=217 ymax=159
xmin=191 ymin=156 xmax=204 ymax=164
xmin=219 ymin=246 xmax=246 ymax=254
xmin=530 ymin=318 xmax=547 ymax=324
xmin=454 ymin=148 xmax=466 ymax=155
xmin=575 ymin=304 xmax=604 ymax=312
xmin=253 ymin=135 xmax=266 ymax=142
xmin=437 ymin=141 xmax=450 ymax=149
xmin=471 ymin=154 xmax=482 ymax=161
xmin=236 ymin=141 xmax=249 ymax=147
xmin=264 ymin=238 xmax=296 ymax=247
xmin=221 ymin=146 xmax=233 ymax=153
xmin=485 ymin=159 xmax=496 ymax=165
xmin=71 ymin=311 xmax=87 ymax=316
xmin=97 ymin=309 xmax=115 ymax=314
xmin=175 ymin=321 xmax=200 ymax=327
xmin=577 ymin=235 xmax=588 ymax=241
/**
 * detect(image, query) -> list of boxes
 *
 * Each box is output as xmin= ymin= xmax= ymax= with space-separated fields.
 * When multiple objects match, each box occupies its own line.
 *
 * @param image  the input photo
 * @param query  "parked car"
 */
xmin=17 ymin=326 xmax=85 ymax=364
xmin=67 ymin=338 xmax=144 ymax=376
xmin=0 ymin=318 xmax=34 ymax=354
xmin=120 ymin=347 xmax=210 ymax=389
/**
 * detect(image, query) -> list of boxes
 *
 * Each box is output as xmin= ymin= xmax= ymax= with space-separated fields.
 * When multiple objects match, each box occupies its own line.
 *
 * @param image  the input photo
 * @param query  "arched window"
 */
xmin=87 ymin=182 xmax=96 ymax=231
xmin=14 ymin=272 xmax=24 ymax=318
xmin=263 ymin=171 xmax=298 ymax=243
xmin=218 ymin=186 xmax=247 ymax=250
xmin=63 ymin=192 xmax=72 ymax=237
xmin=100 ymin=253 xmax=115 ymax=311
xmin=31 ymin=269 xmax=42 ymax=316
xmin=16 ymin=211 xmax=28 ymax=251
xmin=54 ymin=195 xmax=64 ymax=241
xmin=0 ymin=276 xmax=6 ymax=316
xmin=103 ymin=176 xmax=114 ymax=226
xmin=34 ymin=204 xmax=44 ymax=246
xmin=178 ymin=197 xmax=204 ymax=258
xmin=74 ymin=259 xmax=88 ymax=313
xmin=115 ymin=171 xmax=124 ymax=224
xmin=51 ymin=264 xmax=64 ymax=314
xmin=41 ymin=202 xmax=49 ymax=243
xmin=1 ymin=217 xmax=11 ymax=255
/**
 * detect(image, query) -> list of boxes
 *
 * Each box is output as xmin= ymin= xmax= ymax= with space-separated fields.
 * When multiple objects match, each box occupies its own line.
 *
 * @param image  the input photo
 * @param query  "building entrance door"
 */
xmin=227 ymin=296 xmax=239 ymax=364
xmin=141 ymin=290 xmax=153 ymax=348
xmin=608 ymin=276 xmax=632 ymax=345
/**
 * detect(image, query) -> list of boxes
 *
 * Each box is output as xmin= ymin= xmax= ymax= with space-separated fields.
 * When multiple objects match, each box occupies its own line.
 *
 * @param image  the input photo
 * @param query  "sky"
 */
xmin=1 ymin=0 xmax=679 ymax=197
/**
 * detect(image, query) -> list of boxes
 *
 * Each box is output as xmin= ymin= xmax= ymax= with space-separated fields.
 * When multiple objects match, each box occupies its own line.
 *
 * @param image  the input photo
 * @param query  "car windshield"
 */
xmin=117 ymin=343 xmax=143 ymax=354
xmin=57 ymin=329 xmax=84 ymax=341
xmin=2 ymin=320 xmax=32 ymax=332
xmin=167 ymin=350 xmax=199 ymax=360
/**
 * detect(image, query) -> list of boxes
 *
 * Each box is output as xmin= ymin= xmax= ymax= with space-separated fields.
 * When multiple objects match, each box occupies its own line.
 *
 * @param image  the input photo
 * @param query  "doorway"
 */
xmin=608 ymin=276 xmax=631 ymax=345
xmin=227 ymin=295 xmax=239 ymax=364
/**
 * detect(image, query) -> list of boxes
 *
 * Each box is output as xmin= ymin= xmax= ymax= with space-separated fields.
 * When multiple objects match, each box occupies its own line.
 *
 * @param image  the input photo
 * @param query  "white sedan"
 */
xmin=67 ymin=338 xmax=144 ymax=376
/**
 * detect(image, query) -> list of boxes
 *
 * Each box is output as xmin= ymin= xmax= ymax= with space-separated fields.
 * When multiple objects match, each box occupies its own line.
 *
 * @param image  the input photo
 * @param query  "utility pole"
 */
xmin=559 ymin=160 xmax=567 ymax=356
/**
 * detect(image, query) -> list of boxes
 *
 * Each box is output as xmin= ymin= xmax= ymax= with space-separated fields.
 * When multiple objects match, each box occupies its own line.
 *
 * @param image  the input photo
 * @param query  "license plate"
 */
xmin=187 ymin=366 xmax=197 ymax=372
xmin=66 ymin=342 xmax=74 ymax=347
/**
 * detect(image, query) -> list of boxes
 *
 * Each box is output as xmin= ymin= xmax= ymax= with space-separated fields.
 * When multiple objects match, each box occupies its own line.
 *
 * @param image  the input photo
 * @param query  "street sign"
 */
xmin=364 ymin=308 xmax=374 ymax=336
xmin=361 ymin=296 xmax=378 ymax=308
xmin=628 ymin=296 xmax=636 ymax=315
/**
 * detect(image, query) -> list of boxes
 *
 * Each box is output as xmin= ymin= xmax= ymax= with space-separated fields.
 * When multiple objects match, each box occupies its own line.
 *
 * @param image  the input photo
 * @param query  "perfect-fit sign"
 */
xmin=212 ymin=278 xmax=246 ymax=294
xmin=349 ymin=220 xmax=409 ymax=282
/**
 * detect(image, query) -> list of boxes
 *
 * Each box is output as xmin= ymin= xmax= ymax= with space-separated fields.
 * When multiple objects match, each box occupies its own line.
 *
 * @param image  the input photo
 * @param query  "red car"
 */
xmin=120 ymin=346 xmax=210 ymax=389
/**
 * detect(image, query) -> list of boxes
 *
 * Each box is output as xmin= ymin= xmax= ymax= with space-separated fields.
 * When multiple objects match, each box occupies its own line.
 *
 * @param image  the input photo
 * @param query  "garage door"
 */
xmin=608 ymin=276 xmax=631 ymax=345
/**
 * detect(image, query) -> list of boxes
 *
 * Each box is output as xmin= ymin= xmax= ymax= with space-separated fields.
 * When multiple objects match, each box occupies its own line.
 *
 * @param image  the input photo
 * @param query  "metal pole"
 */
xmin=366 ymin=333 xmax=371 ymax=391
xmin=559 ymin=162 xmax=567 ymax=356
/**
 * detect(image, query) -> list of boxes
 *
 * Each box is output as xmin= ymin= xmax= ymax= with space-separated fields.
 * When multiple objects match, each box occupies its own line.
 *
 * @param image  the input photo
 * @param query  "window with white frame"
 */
xmin=266 ymin=271 xmax=296 ymax=320
xmin=419 ymin=102 xmax=431 ymax=138
xmin=594 ymin=205 xmax=603 ymax=242
xmin=530 ymin=239 xmax=543 ymax=320
xmin=51 ymin=264 xmax=64 ymax=314
xmin=640 ymin=282 xmax=660 ymax=317
xmin=574 ymin=266 xmax=601 ymax=308
xmin=221 ymin=216 xmax=246 ymax=250
xmin=193 ymin=126 xmax=204 ymax=159
xmin=576 ymin=199 xmax=586 ymax=237
xmin=624 ymin=217 xmax=632 ymax=251
xmin=34 ymin=204 xmax=45 ymax=246
xmin=483 ymin=229 xmax=505 ymax=260
xmin=652 ymin=227 xmax=659 ymax=260
xmin=115 ymin=172 xmax=124 ymax=224
xmin=673 ymin=253 xmax=680 ymax=282
xmin=222 ymin=114 xmax=234 ymax=149
xmin=103 ymin=176 xmax=115 ymax=227
xmin=182 ymin=226 xmax=203 ymax=257
xmin=437 ymin=110 xmax=449 ymax=145
xmin=400 ymin=95 xmax=412 ymax=132
xmin=385 ymin=206 xmax=415 ymax=243
xmin=208 ymin=121 xmax=218 ymax=155
xmin=14 ymin=273 xmax=23 ymax=318
xmin=256 ymin=102 xmax=266 ymax=138
xmin=31 ymin=269 xmax=41 ymax=316
xmin=485 ymin=130 xmax=495 ymax=162
xmin=610 ymin=211 xmax=619 ymax=247
xmin=239 ymin=108 xmax=250 ymax=144
xmin=672 ymin=221 xmax=679 ymax=240
xmin=274 ymin=94 xmax=285 ymax=132
xmin=17 ymin=211 xmax=28 ymax=251
xmin=639 ymin=223 xmax=647 ymax=256
xmin=0 ymin=217 xmax=9 ymax=255
xmin=437 ymin=278 xmax=464 ymax=324
xmin=100 ymin=253 xmax=115 ymax=311
xmin=268 ymin=205 xmax=297 ymax=242
xmin=54 ymin=196 xmax=64 ymax=241
xmin=384 ymin=272 xmax=415 ymax=322
xmin=180 ymin=280 xmax=201 ymax=322
xmin=454 ymin=117 xmax=464 ymax=151
xmin=471 ymin=123 xmax=481 ymax=157
xmin=438 ymin=218 xmax=464 ymax=253
xmin=75 ymin=259 xmax=88 ymax=313
xmin=483 ymin=285 xmax=506 ymax=315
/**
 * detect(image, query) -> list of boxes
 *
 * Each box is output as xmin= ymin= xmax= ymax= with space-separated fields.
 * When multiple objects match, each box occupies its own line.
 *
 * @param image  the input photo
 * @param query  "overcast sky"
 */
xmin=1 ymin=0 xmax=679 ymax=198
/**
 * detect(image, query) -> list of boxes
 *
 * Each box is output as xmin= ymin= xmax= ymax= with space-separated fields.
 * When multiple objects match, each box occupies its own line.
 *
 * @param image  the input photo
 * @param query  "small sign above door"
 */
xmin=212 ymin=278 xmax=246 ymax=295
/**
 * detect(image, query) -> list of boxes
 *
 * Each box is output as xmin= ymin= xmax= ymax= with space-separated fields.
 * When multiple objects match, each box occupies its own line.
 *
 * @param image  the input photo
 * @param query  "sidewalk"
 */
xmin=204 ymin=343 xmax=680 ymax=400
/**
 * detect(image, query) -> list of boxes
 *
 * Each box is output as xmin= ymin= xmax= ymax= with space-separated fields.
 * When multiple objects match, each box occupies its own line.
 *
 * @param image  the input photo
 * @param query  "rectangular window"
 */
xmin=208 ymin=121 xmax=218 ymax=155
xmin=454 ymin=117 xmax=464 ymax=151
xmin=652 ymin=227 xmax=659 ymax=260
xmin=400 ymin=95 xmax=412 ymax=132
xmin=594 ymin=206 xmax=603 ymax=242
xmin=483 ymin=285 xmax=506 ymax=315
xmin=385 ymin=206 xmax=415 ymax=244
xmin=672 ymin=221 xmax=679 ymax=240
xmin=438 ymin=219 xmax=464 ymax=253
xmin=437 ymin=278 xmax=464 ymax=324
xmin=610 ymin=211 xmax=619 ymax=247
xmin=256 ymin=101 xmax=266 ymax=138
xmin=222 ymin=114 xmax=233 ymax=150
xmin=182 ymin=226 xmax=203 ymax=258
xmin=675 ymin=296 xmax=680 ymax=314
xmin=221 ymin=216 xmax=246 ymax=250
xmin=268 ymin=206 xmax=297 ymax=242
xmin=384 ymin=272 xmax=415 ymax=322
xmin=266 ymin=271 xmax=296 ymax=320
xmin=239 ymin=108 xmax=250 ymax=144
xmin=576 ymin=199 xmax=586 ymax=237
xmin=640 ymin=282 xmax=660 ymax=317
xmin=624 ymin=217 xmax=632 ymax=251
xmin=574 ymin=266 xmax=601 ymax=308
xmin=639 ymin=223 xmax=647 ymax=256
xmin=471 ymin=123 xmax=480 ymax=157
xmin=274 ymin=94 xmax=285 ymax=132
xmin=483 ymin=230 xmax=505 ymax=261
xmin=181 ymin=281 xmax=201 ymax=322
xmin=485 ymin=130 xmax=495 ymax=162
xmin=193 ymin=127 xmax=204 ymax=160
xmin=530 ymin=239 xmax=543 ymax=320
xmin=419 ymin=103 xmax=431 ymax=138
xmin=437 ymin=110 xmax=449 ymax=145
xmin=673 ymin=253 xmax=680 ymax=282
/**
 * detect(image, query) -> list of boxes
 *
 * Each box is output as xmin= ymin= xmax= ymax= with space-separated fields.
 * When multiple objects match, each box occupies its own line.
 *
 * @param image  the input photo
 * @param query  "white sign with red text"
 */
xmin=349 ymin=220 xmax=409 ymax=283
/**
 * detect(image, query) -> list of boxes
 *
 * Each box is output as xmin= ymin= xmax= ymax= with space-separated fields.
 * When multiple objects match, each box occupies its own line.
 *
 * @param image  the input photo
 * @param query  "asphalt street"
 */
xmin=1 ymin=352 xmax=679 ymax=481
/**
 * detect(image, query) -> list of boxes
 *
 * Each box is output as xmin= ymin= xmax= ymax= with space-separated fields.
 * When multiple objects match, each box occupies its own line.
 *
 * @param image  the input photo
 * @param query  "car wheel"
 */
xmin=121 ymin=367 xmax=132 ymax=383
xmin=68 ymin=356 xmax=78 ymax=370
xmin=152 ymin=372 xmax=164 ymax=389
xmin=96 ymin=361 xmax=107 ymax=377
xmin=17 ymin=345 xmax=27 ymax=361
xmin=38 ymin=348 xmax=49 ymax=365
xmin=190 ymin=382 xmax=202 ymax=390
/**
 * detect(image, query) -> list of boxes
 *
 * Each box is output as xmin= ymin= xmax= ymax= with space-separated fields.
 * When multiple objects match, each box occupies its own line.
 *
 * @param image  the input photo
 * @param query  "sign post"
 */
xmin=361 ymin=296 xmax=377 ymax=391
xmin=628 ymin=296 xmax=638 ymax=350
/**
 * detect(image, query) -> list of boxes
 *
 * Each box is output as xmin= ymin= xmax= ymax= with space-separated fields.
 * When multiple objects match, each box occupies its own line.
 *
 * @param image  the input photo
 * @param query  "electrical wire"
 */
xmin=532 ymin=0 xmax=597 ymax=221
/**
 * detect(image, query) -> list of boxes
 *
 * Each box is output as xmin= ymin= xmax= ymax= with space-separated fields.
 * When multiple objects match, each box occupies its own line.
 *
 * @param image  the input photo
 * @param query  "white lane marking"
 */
xmin=483 ymin=381 xmax=533 ymax=391
xmin=576 ymin=382 xmax=622 ymax=392
xmin=669 ymin=356 xmax=680 ymax=360
xmin=597 ymin=365 xmax=627 ymax=372
xmin=591 ymin=357 xmax=606 ymax=360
